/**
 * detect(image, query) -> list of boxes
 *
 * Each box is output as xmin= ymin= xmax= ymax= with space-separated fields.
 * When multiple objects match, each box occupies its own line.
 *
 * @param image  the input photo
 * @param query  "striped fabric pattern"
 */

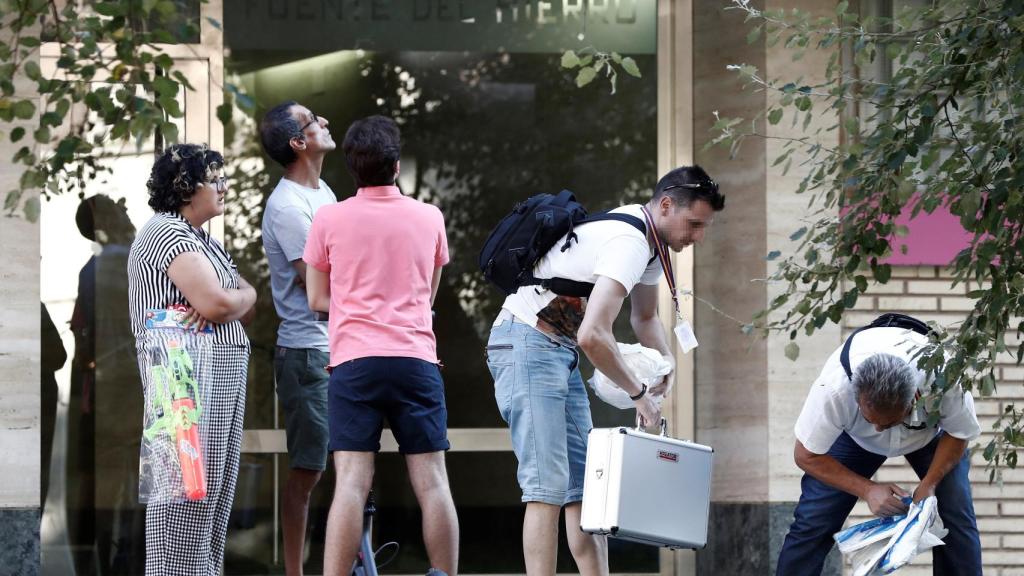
xmin=127 ymin=211 xmax=249 ymax=347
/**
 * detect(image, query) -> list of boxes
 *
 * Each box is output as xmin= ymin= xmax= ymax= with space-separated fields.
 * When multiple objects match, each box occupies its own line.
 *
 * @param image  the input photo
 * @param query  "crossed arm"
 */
xmin=167 ymin=251 xmax=257 ymax=325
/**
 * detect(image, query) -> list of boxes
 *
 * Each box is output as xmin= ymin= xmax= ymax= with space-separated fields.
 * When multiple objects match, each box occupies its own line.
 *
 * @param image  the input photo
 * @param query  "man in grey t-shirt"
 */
xmin=260 ymin=100 xmax=336 ymax=576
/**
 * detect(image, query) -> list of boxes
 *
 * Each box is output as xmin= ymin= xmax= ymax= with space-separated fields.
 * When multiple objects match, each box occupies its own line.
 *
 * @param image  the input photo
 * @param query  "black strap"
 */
xmin=840 ymin=313 xmax=933 ymax=380
xmin=524 ymin=212 xmax=651 ymax=297
xmin=629 ymin=383 xmax=648 ymax=401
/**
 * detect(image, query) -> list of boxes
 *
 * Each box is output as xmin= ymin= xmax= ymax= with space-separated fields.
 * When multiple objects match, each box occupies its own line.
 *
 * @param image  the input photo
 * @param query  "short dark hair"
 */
xmin=147 ymin=143 xmax=225 ymax=213
xmin=342 ymin=115 xmax=401 ymax=188
xmin=260 ymin=100 xmax=301 ymax=168
xmin=75 ymin=194 xmax=135 ymax=244
xmin=652 ymin=165 xmax=725 ymax=211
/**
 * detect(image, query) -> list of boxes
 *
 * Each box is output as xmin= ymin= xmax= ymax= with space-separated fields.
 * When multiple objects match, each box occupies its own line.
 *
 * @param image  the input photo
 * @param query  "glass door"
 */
xmin=223 ymin=2 xmax=661 ymax=573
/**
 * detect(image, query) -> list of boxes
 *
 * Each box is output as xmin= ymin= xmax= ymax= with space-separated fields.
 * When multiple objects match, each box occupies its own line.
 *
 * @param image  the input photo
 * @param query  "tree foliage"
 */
xmin=713 ymin=0 xmax=1024 ymax=476
xmin=0 ymin=0 xmax=246 ymax=221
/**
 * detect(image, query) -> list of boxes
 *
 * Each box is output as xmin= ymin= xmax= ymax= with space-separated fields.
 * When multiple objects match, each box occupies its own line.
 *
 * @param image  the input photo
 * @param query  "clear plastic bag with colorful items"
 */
xmin=137 ymin=306 xmax=213 ymax=504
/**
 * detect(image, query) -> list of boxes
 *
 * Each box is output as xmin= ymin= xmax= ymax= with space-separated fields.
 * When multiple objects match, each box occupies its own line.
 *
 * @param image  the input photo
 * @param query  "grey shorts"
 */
xmin=274 ymin=346 xmax=330 ymax=471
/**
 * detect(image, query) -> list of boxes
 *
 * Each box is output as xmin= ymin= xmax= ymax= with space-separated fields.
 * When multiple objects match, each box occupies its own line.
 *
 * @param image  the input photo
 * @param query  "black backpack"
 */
xmin=478 ymin=190 xmax=647 ymax=297
xmin=840 ymin=313 xmax=934 ymax=380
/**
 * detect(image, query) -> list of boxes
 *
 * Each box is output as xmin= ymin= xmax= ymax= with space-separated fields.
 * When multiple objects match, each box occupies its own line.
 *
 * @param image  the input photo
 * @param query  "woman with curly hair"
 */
xmin=127 ymin=143 xmax=256 ymax=575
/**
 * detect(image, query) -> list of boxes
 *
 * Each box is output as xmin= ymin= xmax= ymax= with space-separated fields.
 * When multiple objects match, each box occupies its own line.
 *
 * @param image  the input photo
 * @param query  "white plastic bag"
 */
xmin=588 ymin=343 xmax=672 ymax=409
xmin=833 ymin=496 xmax=947 ymax=575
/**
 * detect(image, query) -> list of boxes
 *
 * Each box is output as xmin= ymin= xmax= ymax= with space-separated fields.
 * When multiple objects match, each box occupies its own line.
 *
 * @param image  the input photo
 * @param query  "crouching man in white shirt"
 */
xmin=776 ymin=323 xmax=982 ymax=576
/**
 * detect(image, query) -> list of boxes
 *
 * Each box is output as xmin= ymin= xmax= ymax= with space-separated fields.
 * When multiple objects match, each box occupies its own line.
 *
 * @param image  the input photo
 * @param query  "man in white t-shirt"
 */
xmin=485 ymin=166 xmax=724 ymax=575
xmin=777 ymin=323 xmax=983 ymax=575
xmin=259 ymin=100 xmax=337 ymax=576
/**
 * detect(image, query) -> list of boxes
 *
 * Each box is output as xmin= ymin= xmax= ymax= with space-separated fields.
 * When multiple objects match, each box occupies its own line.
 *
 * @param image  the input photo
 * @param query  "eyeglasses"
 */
xmin=210 ymin=176 xmax=228 ymax=193
xmin=662 ymin=179 xmax=719 ymax=195
xmin=298 ymin=112 xmax=319 ymax=133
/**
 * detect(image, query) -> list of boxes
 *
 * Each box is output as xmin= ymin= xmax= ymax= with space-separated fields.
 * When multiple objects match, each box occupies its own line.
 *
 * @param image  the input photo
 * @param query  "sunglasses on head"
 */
xmin=662 ymin=179 xmax=719 ymax=195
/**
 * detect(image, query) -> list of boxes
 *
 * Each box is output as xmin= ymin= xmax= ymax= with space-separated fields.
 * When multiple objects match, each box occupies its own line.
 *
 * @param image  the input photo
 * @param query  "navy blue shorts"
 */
xmin=328 ymin=356 xmax=450 ymax=454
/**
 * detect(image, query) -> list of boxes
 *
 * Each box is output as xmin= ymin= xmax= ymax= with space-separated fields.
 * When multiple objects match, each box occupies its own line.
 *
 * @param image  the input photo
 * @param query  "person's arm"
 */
xmin=794 ymin=439 xmax=910 ymax=516
xmin=167 ymin=252 xmax=256 ymax=324
xmin=430 ymin=265 xmax=442 ymax=307
xmin=292 ymin=259 xmax=307 ymax=287
xmin=237 ymin=276 xmax=257 ymax=327
xmin=578 ymin=276 xmax=661 ymax=427
xmin=912 ymin=434 xmax=967 ymax=502
xmin=305 ymin=265 xmax=331 ymax=313
xmin=629 ymin=282 xmax=674 ymax=396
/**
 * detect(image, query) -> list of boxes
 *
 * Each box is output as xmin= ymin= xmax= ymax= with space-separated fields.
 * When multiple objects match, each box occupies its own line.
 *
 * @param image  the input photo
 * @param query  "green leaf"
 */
xmin=576 ymin=66 xmax=597 ymax=88
xmin=159 ymin=94 xmax=183 ymax=117
xmin=18 ymin=37 xmax=41 ymax=48
xmin=93 ymin=2 xmax=124 ymax=16
xmin=875 ymin=263 xmax=892 ymax=284
xmin=855 ymin=275 xmax=868 ymax=293
xmin=784 ymin=341 xmax=800 ymax=361
xmin=153 ymin=76 xmax=178 ymax=98
xmin=579 ymin=54 xmax=594 ymax=67
xmin=12 ymin=99 xmax=36 ymax=119
xmin=154 ymin=54 xmax=174 ymax=71
xmin=766 ymin=250 xmax=782 ymax=261
xmin=22 ymin=196 xmax=40 ymax=222
xmin=4 ymin=190 xmax=20 ymax=212
xmin=160 ymin=121 xmax=179 ymax=144
xmin=23 ymin=61 xmax=41 ymax=81
xmin=561 ymin=50 xmax=580 ymax=68
xmin=620 ymin=57 xmax=641 ymax=78
xmin=33 ymin=126 xmax=50 ymax=143
xmin=610 ymin=52 xmax=622 ymax=64
xmin=746 ymin=25 xmax=762 ymax=44
xmin=205 ymin=16 xmax=222 ymax=30
xmin=789 ymin=226 xmax=807 ymax=241
xmin=768 ymin=108 xmax=783 ymax=125
xmin=10 ymin=127 xmax=25 ymax=142
xmin=842 ymin=288 xmax=858 ymax=308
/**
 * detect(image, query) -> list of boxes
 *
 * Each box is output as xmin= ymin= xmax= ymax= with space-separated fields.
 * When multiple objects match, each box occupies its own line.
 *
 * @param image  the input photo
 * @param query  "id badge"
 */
xmin=674 ymin=321 xmax=698 ymax=353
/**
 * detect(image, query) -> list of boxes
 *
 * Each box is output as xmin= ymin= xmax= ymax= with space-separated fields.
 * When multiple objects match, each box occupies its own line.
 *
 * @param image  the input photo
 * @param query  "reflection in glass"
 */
xmin=219 ymin=44 xmax=657 ymax=572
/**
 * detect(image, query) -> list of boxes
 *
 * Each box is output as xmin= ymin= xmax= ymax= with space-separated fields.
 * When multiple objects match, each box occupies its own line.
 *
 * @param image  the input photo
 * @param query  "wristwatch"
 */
xmin=630 ymin=383 xmax=648 ymax=401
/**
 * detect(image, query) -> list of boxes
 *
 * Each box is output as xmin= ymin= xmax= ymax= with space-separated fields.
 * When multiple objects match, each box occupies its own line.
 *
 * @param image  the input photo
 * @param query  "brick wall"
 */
xmin=842 ymin=265 xmax=1024 ymax=575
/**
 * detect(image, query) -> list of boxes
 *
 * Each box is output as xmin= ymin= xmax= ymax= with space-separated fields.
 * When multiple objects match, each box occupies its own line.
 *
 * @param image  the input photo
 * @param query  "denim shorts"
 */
xmin=486 ymin=316 xmax=592 ymax=506
xmin=274 ymin=346 xmax=330 ymax=471
xmin=328 ymin=356 xmax=450 ymax=454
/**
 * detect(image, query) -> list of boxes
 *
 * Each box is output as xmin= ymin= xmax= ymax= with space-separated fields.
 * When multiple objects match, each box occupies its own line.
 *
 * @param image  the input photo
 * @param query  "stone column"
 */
xmin=689 ymin=1 xmax=841 ymax=573
xmin=0 ymin=26 xmax=42 ymax=575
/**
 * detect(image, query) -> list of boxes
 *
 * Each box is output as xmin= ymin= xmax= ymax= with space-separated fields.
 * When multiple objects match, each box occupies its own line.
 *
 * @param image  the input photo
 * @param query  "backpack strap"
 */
xmin=840 ymin=313 xmax=933 ymax=380
xmin=524 ymin=212 xmax=650 ymax=297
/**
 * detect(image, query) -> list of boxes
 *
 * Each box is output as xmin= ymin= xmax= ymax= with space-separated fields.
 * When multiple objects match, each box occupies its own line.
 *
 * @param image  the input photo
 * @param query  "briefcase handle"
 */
xmin=635 ymin=415 xmax=668 ymax=437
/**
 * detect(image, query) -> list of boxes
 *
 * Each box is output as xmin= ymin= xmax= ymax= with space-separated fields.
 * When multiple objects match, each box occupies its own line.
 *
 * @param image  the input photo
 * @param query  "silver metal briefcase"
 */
xmin=580 ymin=421 xmax=713 ymax=549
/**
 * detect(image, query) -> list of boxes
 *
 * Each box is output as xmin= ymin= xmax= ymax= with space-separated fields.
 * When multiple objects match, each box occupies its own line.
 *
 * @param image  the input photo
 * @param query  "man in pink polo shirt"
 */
xmin=303 ymin=115 xmax=458 ymax=576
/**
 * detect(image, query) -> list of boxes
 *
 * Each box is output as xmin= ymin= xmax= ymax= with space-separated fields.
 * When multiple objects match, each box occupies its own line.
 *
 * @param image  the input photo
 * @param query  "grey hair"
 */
xmin=852 ymin=353 xmax=918 ymax=412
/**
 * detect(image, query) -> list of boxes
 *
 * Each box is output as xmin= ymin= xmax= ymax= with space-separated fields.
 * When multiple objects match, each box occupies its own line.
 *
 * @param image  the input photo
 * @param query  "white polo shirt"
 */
xmin=794 ymin=327 xmax=981 ymax=457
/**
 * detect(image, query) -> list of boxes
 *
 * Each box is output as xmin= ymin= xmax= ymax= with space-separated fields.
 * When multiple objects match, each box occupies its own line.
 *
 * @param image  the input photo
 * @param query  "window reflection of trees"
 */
xmin=223 ymin=49 xmax=657 ymax=429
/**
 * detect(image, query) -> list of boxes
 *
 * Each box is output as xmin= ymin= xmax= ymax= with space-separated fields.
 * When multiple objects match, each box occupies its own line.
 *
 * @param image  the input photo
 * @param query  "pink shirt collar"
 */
xmin=357 ymin=185 xmax=401 ymax=197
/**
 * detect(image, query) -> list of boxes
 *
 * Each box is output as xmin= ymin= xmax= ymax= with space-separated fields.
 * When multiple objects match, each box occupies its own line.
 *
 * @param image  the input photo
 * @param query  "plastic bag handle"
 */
xmin=635 ymin=415 xmax=668 ymax=436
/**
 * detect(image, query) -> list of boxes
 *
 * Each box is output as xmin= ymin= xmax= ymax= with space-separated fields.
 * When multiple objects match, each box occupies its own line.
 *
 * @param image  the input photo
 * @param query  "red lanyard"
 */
xmin=640 ymin=205 xmax=682 ymax=320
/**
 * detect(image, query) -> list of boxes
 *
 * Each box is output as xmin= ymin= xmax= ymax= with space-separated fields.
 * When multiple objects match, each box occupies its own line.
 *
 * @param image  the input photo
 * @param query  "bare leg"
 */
xmin=283 ymin=467 xmax=323 ymax=576
xmin=564 ymin=502 xmax=608 ymax=576
xmin=323 ymin=452 xmax=375 ymax=576
xmin=406 ymin=451 xmax=460 ymax=575
xmin=523 ymin=502 xmax=561 ymax=575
